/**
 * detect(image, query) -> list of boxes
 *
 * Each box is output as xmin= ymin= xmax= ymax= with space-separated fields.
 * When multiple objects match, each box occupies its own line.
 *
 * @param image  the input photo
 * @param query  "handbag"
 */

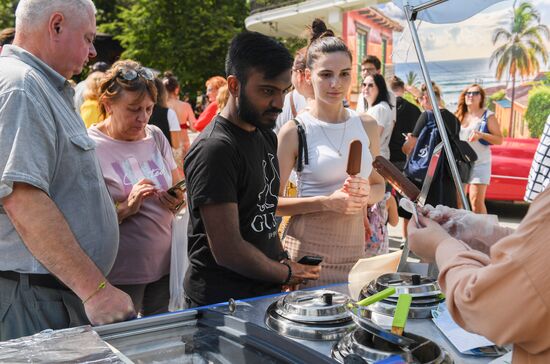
xmin=450 ymin=138 xmax=478 ymax=182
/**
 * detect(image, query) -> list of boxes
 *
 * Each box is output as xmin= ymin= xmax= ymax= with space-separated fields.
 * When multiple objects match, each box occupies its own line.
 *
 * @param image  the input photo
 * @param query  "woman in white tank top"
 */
xmin=277 ymin=19 xmax=386 ymax=287
xmin=455 ymin=84 xmax=503 ymax=214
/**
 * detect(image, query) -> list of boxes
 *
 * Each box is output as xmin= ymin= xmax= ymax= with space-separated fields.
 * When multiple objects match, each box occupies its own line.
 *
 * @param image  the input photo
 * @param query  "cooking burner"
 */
xmin=359 ymin=273 xmax=444 ymax=319
xmin=332 ymin=328 xmax=452 ymax=364
xmin=265 ymin=290 xmax=355 ymax=341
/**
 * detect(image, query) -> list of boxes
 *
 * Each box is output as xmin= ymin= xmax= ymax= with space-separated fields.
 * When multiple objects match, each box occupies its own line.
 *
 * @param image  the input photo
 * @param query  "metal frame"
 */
xmin=403 ymin=0 xmax=471 ymax=210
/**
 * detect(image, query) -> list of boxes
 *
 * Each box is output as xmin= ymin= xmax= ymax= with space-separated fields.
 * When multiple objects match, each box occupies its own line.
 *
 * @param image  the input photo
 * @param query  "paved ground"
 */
xmin=387 ymin=200 xmax=529 ymax=251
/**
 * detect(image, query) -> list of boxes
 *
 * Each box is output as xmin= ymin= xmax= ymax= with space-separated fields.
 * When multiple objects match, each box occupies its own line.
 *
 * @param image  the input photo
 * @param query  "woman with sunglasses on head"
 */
xmin=455 ymin=84 xmax=503 ymax=214
xmin=88 ymin=60 xmax=185 ymax=316
xmin=277 ymin=19 xmax=385 ymax=287
xmin=362 ymin=73 xmax=394 ymax=160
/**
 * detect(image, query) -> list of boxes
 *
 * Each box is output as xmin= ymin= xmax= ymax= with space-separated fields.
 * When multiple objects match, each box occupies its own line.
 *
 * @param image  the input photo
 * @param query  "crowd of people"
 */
xmin=0 ymin=0 xmax=549 ymax=362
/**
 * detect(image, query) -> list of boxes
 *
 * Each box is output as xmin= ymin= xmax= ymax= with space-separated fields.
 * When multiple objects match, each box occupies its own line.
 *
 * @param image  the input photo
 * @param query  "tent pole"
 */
xmin=403 ymin=3 xmax=471 ymax=211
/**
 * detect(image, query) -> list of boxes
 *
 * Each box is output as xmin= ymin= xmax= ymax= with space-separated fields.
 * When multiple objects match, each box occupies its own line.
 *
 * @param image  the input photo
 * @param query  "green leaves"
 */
xmin=0 ymin=1 xmax=17 ymax=29
xmin=525 ymin=86 xmax=550 ymax=138
xmin=490 ymin=0 xmax=549 ymax=82
xmin=100 ymin=0 xmax=248 ymax=94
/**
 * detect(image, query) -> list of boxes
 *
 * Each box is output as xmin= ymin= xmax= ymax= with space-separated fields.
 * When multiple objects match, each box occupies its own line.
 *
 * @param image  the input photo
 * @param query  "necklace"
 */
xmin=318 ymin=120 xmax=347 ymax=157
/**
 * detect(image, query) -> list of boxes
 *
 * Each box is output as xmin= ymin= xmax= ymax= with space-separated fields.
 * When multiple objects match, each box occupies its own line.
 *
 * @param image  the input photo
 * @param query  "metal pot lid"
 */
xmin=371 ymin=273 xmax=441 ymax=297
xmin=265 ymin=290 xmax=355 ymax=341
xmin=276 ymin=289 xmax=351 ymax=323
xmin=332 ymin=329 xmax=452 ymax=364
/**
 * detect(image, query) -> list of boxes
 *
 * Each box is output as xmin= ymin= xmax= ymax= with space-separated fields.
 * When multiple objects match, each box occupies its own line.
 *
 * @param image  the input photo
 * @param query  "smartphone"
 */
xmin=167 ymin=179 xmax=186 ymax=197
xmin=298 ymin=255 xmax=323 ymax=266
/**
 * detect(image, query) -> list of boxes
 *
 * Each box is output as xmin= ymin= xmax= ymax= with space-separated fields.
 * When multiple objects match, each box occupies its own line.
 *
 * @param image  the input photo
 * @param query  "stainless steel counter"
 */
xmin=206 ymin=283 xmax=500 ymax=364
xmin=94 ymin=283 xmax=505 ymax=363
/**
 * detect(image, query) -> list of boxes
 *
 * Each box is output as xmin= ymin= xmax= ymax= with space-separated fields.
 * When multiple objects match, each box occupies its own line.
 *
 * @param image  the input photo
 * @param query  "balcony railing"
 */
xmin=249 ymin=0 xmax=304 ymax=14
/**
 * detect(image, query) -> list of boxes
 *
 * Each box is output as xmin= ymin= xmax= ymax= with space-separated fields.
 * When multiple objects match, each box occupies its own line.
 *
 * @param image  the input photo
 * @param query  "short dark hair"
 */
xmin=225 ymin=31 xmax=293 ymax=85
xmin=362 ymin=55 xmax=381 ymax=70
xmin=0 ymin=27 xmax=15 ymax=46
xmin=369 ymin=73 xmax=393 ymax=109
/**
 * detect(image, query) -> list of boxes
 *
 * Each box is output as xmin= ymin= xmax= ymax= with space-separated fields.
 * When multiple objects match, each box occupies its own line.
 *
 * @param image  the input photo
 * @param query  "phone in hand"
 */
xmin=167 ymin=179 xmax=186 ymax=197
xmin=298 ymin=255 xmax=323 ymax=266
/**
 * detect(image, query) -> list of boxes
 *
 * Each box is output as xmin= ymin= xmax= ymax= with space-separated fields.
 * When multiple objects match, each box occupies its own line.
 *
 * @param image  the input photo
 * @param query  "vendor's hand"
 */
xmin=407 ymin=214 xmax=452 ymax=262
xmin=287 ymin=261 xmax=321 ymax=286
xmin=123 ymin=179 xmax=157 ymax=216
xmin=421 ymin=204 xmax=508 ymax=250
xmin=158 ymin=187 xmax=186 ymax=213
xmin=84 ymin=282 xmax=136 ymax=326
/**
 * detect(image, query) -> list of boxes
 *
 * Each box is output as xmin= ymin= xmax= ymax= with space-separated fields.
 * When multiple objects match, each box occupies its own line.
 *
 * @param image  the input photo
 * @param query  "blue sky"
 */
xmin=379 ymin=0 xmax=550 ymax=62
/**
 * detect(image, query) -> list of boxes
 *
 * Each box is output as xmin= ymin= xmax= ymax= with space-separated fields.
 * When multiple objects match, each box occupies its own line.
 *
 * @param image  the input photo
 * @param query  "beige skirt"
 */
xmin=283 ymin=211 xmax=366 ymax=287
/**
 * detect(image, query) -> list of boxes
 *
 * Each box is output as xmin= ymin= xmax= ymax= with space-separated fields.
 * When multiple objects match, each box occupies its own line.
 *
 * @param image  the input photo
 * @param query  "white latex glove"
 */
xmin=421 ymin=205 xmax=513 ymax=253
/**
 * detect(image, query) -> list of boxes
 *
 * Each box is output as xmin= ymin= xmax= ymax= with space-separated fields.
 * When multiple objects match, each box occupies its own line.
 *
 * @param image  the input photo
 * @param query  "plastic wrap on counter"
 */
xmin=0 ymin=325 xmax=126 ymax=363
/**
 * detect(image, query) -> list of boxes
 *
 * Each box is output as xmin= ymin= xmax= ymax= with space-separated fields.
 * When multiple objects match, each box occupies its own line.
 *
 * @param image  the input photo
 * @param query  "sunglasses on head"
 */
xmin=116 ymin=67 xmax=155 ymax=82
xmin=362 ymin=82 xmax=375 ymax=89
xmin=465 ymin=91 xmax=481 ymax=96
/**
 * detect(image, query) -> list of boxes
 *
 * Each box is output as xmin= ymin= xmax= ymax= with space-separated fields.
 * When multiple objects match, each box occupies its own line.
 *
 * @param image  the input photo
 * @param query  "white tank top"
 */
xmin=459 ymin=109 xmax=493 ymax=164
xmin=295 ymin=109 xmax=373 ymax=197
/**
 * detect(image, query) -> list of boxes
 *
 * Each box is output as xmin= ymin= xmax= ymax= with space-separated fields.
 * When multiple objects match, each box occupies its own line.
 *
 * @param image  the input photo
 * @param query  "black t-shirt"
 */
xmin=183 ymin=116 xmax=282 ymax=306
xmin=389 ymin=97 xmax=421 ymax=165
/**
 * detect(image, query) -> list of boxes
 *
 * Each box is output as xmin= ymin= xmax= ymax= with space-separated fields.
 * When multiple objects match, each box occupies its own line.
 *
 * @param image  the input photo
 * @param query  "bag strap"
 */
xmin=293 ymin=118 xmax=308 ymax=172
xmin=482 ymin=109 xmax=488 ymax=122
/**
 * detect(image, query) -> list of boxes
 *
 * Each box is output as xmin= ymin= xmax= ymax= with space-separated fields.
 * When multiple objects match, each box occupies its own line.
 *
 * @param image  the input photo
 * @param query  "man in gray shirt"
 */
xmin=0 ymin=0 xmax=135 ymax=340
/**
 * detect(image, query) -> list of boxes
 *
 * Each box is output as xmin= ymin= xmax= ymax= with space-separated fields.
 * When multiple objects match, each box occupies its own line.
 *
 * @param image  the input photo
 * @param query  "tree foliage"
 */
xmin=487 ymin=89 xmax=506 ymax=111
xmin=406 ymin=71 xmax=418 ymax=87
xmin=490 ymin=0 xmax=549 ymax=134
xmin=490 ymin=1 xmax=549 ymax=82
xmin=525 ymin=86 xmax=550 ymax=138
xmin=0 ymin=1 xmax=17 ymax=29
xmin=103 ymin=0 xmax=247 ymax=93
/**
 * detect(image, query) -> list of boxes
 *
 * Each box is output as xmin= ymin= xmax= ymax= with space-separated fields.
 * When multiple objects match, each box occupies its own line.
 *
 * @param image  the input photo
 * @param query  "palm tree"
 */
xmin=406 ymin=71 xmax=418 ymax=87
xmin=490 ymin=0 xmax=549 ymax=135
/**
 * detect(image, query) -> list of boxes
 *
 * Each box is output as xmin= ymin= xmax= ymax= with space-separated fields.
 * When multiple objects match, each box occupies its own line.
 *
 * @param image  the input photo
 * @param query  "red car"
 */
xmin=486 ymin=137 xmax=539 ymax=201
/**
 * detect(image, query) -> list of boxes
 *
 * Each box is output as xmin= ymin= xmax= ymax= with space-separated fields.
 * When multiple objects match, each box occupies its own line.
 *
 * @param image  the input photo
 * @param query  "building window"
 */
xmin=356 ymin=29 xmax=368 ymax=85
xmin=381 ymin=38 xmax=387 ymax=76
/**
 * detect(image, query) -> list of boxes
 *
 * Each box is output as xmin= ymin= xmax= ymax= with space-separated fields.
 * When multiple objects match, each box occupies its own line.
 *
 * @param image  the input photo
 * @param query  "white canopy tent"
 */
xmin=392 ymin=0 xmax=506 ymax=210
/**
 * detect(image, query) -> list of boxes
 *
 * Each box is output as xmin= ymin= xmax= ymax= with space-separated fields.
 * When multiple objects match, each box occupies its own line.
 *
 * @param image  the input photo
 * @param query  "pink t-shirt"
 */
xmin=88 ymin=125 xmax=177 ymax=284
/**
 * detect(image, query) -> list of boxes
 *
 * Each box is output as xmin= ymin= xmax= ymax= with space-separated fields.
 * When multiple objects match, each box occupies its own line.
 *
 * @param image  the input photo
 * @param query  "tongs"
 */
xmin=345 ymin=287 xmax=416 ymax=347
xmin=346 ymin=304 xmax=416 ymax=347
